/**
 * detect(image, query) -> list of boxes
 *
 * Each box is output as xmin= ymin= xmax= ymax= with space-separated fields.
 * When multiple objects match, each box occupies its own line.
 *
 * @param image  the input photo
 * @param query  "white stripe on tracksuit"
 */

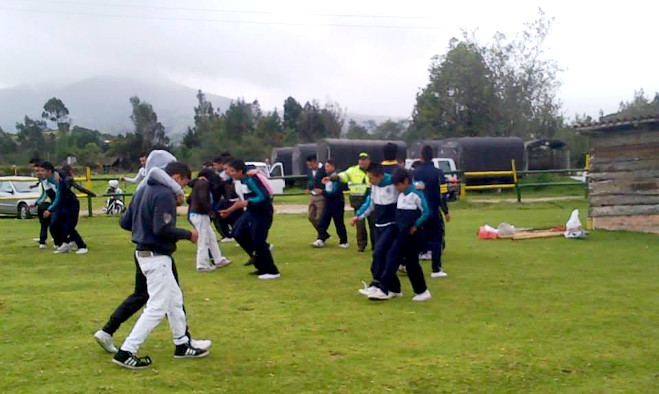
xmin=189 ymin=213 xmax=224 ymax=270
xmin=120 ymin=252 xmax=189 ymax=354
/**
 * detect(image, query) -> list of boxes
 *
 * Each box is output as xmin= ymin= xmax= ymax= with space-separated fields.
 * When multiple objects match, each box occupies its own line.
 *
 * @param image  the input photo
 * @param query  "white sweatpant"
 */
xmin=189 ymin=213 xmax=223 ymax=270
xmin=121 ymin=252 xmax=189 ymax=353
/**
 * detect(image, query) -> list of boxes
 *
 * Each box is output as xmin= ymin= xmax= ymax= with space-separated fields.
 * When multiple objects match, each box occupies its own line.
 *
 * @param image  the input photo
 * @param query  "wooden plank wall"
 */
xmin=588 ymin=128 xmax=659 ymax=232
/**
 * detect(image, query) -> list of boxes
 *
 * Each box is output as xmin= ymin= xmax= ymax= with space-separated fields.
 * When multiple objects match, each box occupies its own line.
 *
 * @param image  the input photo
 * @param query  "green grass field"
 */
xmin=1 ymin=200 xmax=657 ymax=393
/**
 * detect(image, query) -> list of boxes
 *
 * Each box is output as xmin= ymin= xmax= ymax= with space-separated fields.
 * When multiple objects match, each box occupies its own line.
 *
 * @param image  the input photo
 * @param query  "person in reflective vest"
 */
xmin=336 ymin=152 xmax=375 ymax=252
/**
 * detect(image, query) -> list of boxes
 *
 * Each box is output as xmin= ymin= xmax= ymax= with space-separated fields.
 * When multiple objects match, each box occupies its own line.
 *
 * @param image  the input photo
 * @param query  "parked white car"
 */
xmin=234 ymin=162 xmax=286 ymax=196
xmin=0 ymin=176 xmax=40 ymax=219
xmin=405 ymin=158 xmax=459 ymax=200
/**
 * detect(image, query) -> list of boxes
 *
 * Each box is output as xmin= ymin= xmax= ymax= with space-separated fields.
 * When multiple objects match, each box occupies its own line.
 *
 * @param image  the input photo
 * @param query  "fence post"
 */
xmin=512 ymin=159 xmax=521 ymax=203
xmin=86 ymin=167 xmax=93 ymax=217
xmin=460 ymin=181 xmax=467 ymax=201
xmin=584 ymin=153 xmax=591 ymax=199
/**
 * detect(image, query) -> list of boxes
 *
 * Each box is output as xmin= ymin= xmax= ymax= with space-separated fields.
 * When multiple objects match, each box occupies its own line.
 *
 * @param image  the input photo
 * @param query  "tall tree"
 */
xmin=283 ymin=96 xmax=303 ymax=132
xmin=410 ymin=40 xmax=499 ymax=140
xmin=16 ymin=116 xmax=47 ymax=156
xmin=374 ymin=119 xmax=407 ymax=140
xmin=130 ymin=96 xmax=170 ymax=152
xmin=0 ymin=126 xmax=18 ymax=154
xmin=42 ymin=97 xmax=70 ymax=134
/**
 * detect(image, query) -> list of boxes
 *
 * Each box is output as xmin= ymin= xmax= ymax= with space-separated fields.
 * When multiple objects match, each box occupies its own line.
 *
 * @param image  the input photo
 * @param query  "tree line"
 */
xmin=0 ymin=11 xmax=655 ymax=171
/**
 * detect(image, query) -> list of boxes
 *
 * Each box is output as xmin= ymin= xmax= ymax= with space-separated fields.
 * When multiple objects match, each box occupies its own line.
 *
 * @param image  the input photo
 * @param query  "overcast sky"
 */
xmin=1 ymin=0 xmax=658 ymax=120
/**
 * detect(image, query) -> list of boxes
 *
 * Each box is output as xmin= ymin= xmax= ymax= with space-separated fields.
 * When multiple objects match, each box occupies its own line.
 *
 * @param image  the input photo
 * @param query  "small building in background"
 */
xmin=524 ymin=139 xmax=570 ymax=170
xmin=575 ymin=115 xmax=659 ymax=234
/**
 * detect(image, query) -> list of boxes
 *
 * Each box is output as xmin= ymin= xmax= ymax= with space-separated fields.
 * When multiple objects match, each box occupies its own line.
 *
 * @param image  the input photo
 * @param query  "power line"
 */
xmin=8 ymin=0 xmax=431 ymax=20
xmin=0 ymin=6 xmax=444 ymax=30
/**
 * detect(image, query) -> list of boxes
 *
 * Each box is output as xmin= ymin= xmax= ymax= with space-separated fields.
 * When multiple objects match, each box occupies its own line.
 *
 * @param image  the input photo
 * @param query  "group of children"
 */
xmin=305 ymin=142 xmax=450 ymax=302
xmin=29 ymin=159 xmax=96 ymax=254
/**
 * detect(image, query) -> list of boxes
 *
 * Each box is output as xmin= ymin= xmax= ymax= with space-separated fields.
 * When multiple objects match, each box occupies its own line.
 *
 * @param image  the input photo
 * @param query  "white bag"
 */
xmin=564 ymin=209 xmax=587 ymax=239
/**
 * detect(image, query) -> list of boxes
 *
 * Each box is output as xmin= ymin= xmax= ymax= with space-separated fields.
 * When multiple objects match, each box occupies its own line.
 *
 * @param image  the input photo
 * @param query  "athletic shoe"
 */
xmin=398 ymin=265 xmax=407 ymax=274
xmin=215 ymin=257 xmax=232 ymax=268
xmin=390 ymin=291 xmax=404 ymax=298
xmin=358 ymin=281 xmax=376 ymax=296
xmin=113 ymin=350 xmax=152 ymax=369
xmin=419 ymin=252 xmax=432 ymax=260
xmin=258 ymin=273 xmax=281 ymax=280
xmin=197 ymin=266 xmax=217 ymax=273
xmin=32 ymin=238 xmax=41 ymax=243
xmin=76 ymin=248 xmax=89 ymax=255
xmin=39 ymin=244 xmax=48 ymax=249
xmin=94 ymin=330 xmax=118 ymax=354
xmin=248 ymin=270 xmax=261 ymax=275
xmin=358 ymin=286 xmax=378 ymax=296
xmin=243 ymin=256 xmax=256 ymax=266
xmin=412 ymin=290 xmax=432 ymax=302
xmin=431 ymin=270 xmax=448 ymax=278
xmin=338 ymin=243 xmax=350 ymax=249
xmin=54 ymin=243 xmax=72 ymax=254
xmin=220 ymin=237 xmax=234 ymax=243
xmin=269 ymin=243 xmax=274 ymax=251
xmin=311 ymin=239 xmax=325 ymax=248
xmin=189 ymin=339 xmax=212 ymax=351
xmin=368 ymin=288 xmax=392 ymax=301
xmin=174 ymin=343 xmax=209 ymax=359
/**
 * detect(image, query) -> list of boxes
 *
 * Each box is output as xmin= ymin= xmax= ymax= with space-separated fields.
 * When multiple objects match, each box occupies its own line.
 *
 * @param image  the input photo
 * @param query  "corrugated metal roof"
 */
xmin=574 ymin=114 xmax=659 ymax=132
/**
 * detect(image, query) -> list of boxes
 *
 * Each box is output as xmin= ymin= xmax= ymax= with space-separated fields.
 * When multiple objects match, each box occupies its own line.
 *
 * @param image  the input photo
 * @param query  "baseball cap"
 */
xmin=359 ymin=152 xmax=370 ymax=159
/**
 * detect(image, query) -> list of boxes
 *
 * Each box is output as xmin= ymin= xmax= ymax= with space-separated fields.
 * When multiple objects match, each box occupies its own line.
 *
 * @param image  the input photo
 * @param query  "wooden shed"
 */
xmin=574 ymin=115 xmax=659 ymax=234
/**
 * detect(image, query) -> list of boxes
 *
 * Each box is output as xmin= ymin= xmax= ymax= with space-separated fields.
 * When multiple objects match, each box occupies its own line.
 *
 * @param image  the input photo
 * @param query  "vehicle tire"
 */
xmin=17 ymin=203 xmax=30 ymax=219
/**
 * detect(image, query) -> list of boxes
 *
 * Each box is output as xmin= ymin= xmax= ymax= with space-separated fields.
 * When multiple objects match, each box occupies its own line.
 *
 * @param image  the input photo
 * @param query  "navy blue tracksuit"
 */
xmin=317 ymin=177 xmax=348 ymax=244
xmin=377 ymin=186 xmax=430 ymax=295
xmin=413 ymin=162 xmax=449 ymax=273
xmin=232 ymin=175 xmax=279 ymax=275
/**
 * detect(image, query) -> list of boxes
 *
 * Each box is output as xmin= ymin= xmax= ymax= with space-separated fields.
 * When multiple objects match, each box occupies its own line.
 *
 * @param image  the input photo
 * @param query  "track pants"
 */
xmin=377 ymin=229 xmax=428 ymax=295
xmin=37 ymin=202 xmax=50 ymax=244
xmin=102 ymin=255 xmax=192 ymax=339
xmin=189 ymin=213 xmax=224 ymax=270
xmin=424 ymin=213 xmax=445 ymax=273
xmin=317 ymin=198 xmax=348 ymax=244
xmin=233 ymin=207 xmax=279 ymax=275
xmin=120 ymin=252 xmax=189 ymax=354
xmin=368 ymin=225 xmax=398 ymax=287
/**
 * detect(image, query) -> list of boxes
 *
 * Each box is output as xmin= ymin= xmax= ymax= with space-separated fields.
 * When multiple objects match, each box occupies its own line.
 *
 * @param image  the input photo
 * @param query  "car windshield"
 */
xmin=437 ymin=161 xmax=451 ymax=173
xmin=12 ymin=181 xmax=35 ymax=193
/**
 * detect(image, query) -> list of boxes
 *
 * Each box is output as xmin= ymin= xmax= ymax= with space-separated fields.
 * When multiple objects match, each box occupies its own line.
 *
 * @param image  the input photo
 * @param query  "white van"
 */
xmin=405 ymin=158 xmax=459 ymax=200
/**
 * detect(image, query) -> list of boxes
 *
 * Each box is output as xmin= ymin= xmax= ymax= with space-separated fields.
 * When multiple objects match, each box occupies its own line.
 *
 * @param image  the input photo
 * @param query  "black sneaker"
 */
xmin=243 ymin=256 xmax=256 ymax=266
xmin=174 ymin=343 xmax=210 ymax=359
xmin=112 ymin=349 xmax=152 ymax=370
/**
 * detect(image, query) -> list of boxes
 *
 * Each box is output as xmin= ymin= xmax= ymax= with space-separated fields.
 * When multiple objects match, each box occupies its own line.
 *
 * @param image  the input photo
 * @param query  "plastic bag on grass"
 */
xmin=478 ymin=225 xmax=498 ymax=239
xmin=564 ymin=209 xmax=587 ymax=239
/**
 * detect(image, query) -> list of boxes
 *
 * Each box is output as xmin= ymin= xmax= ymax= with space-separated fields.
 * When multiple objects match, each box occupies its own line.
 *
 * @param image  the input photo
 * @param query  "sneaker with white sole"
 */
xmin=358 ymin=286 xmax=378 ymax=296
xmin=32 ymin=238 xmax=41 ymax=243
xmin=39 ymin=244 xmax=48 ymax=249
xmin=54 ymin=243 xmax=72 ymax=254
xmin=412 ymin=289 xmax=432 ymax=302
xmin=368 ymin=288 xmax=392 ymax=301
xmin=257 ymin=273 xmax=281 ymax=280
xmin=215 ymin=257 xmax=232 ymax=268
xmin=431 ymin=270 xmax=448 ymax=278
xmin=189 ymin=339 xmax=212 ymax=351
xmin=390 ymin=291 xmax=404 ymax=298
xmin=338 ymin=243 xmax=349 ymax=249
xmin=113 ymin=349 xmax=152 ymax=369
xmin=311 ymin=239 xmax=325 ymax=248
xmin=269 ymin=243 xmax=274 ymax=251
xmin=398 ymin=265 xmax=407 ymax=274
xmin=76 ymin=248 xmax=89 ymax=255
xmin=94 ymin=330 xmax=118 ymax=354
xmin=220 ymin=237 xmax=234 ymax=243
xmin=197 ymin=266 xmax=217 ymax=273
xmin=419 ymin=252 xmax=432 ymax=260
xmin=174 ymin=343 xmax=209 ymax=359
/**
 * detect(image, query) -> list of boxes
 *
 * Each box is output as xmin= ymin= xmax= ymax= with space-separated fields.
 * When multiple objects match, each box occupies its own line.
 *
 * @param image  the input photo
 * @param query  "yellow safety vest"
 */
xmin=338 ymin=165 xmax=370 ymax=196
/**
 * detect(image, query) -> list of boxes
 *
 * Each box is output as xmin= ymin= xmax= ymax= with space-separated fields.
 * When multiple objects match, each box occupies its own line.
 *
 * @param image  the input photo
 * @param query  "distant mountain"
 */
xmin=0 ymin=76 xmax=234 ymax=141
xmin=0 ymin=76 xmax=406 ymax=141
